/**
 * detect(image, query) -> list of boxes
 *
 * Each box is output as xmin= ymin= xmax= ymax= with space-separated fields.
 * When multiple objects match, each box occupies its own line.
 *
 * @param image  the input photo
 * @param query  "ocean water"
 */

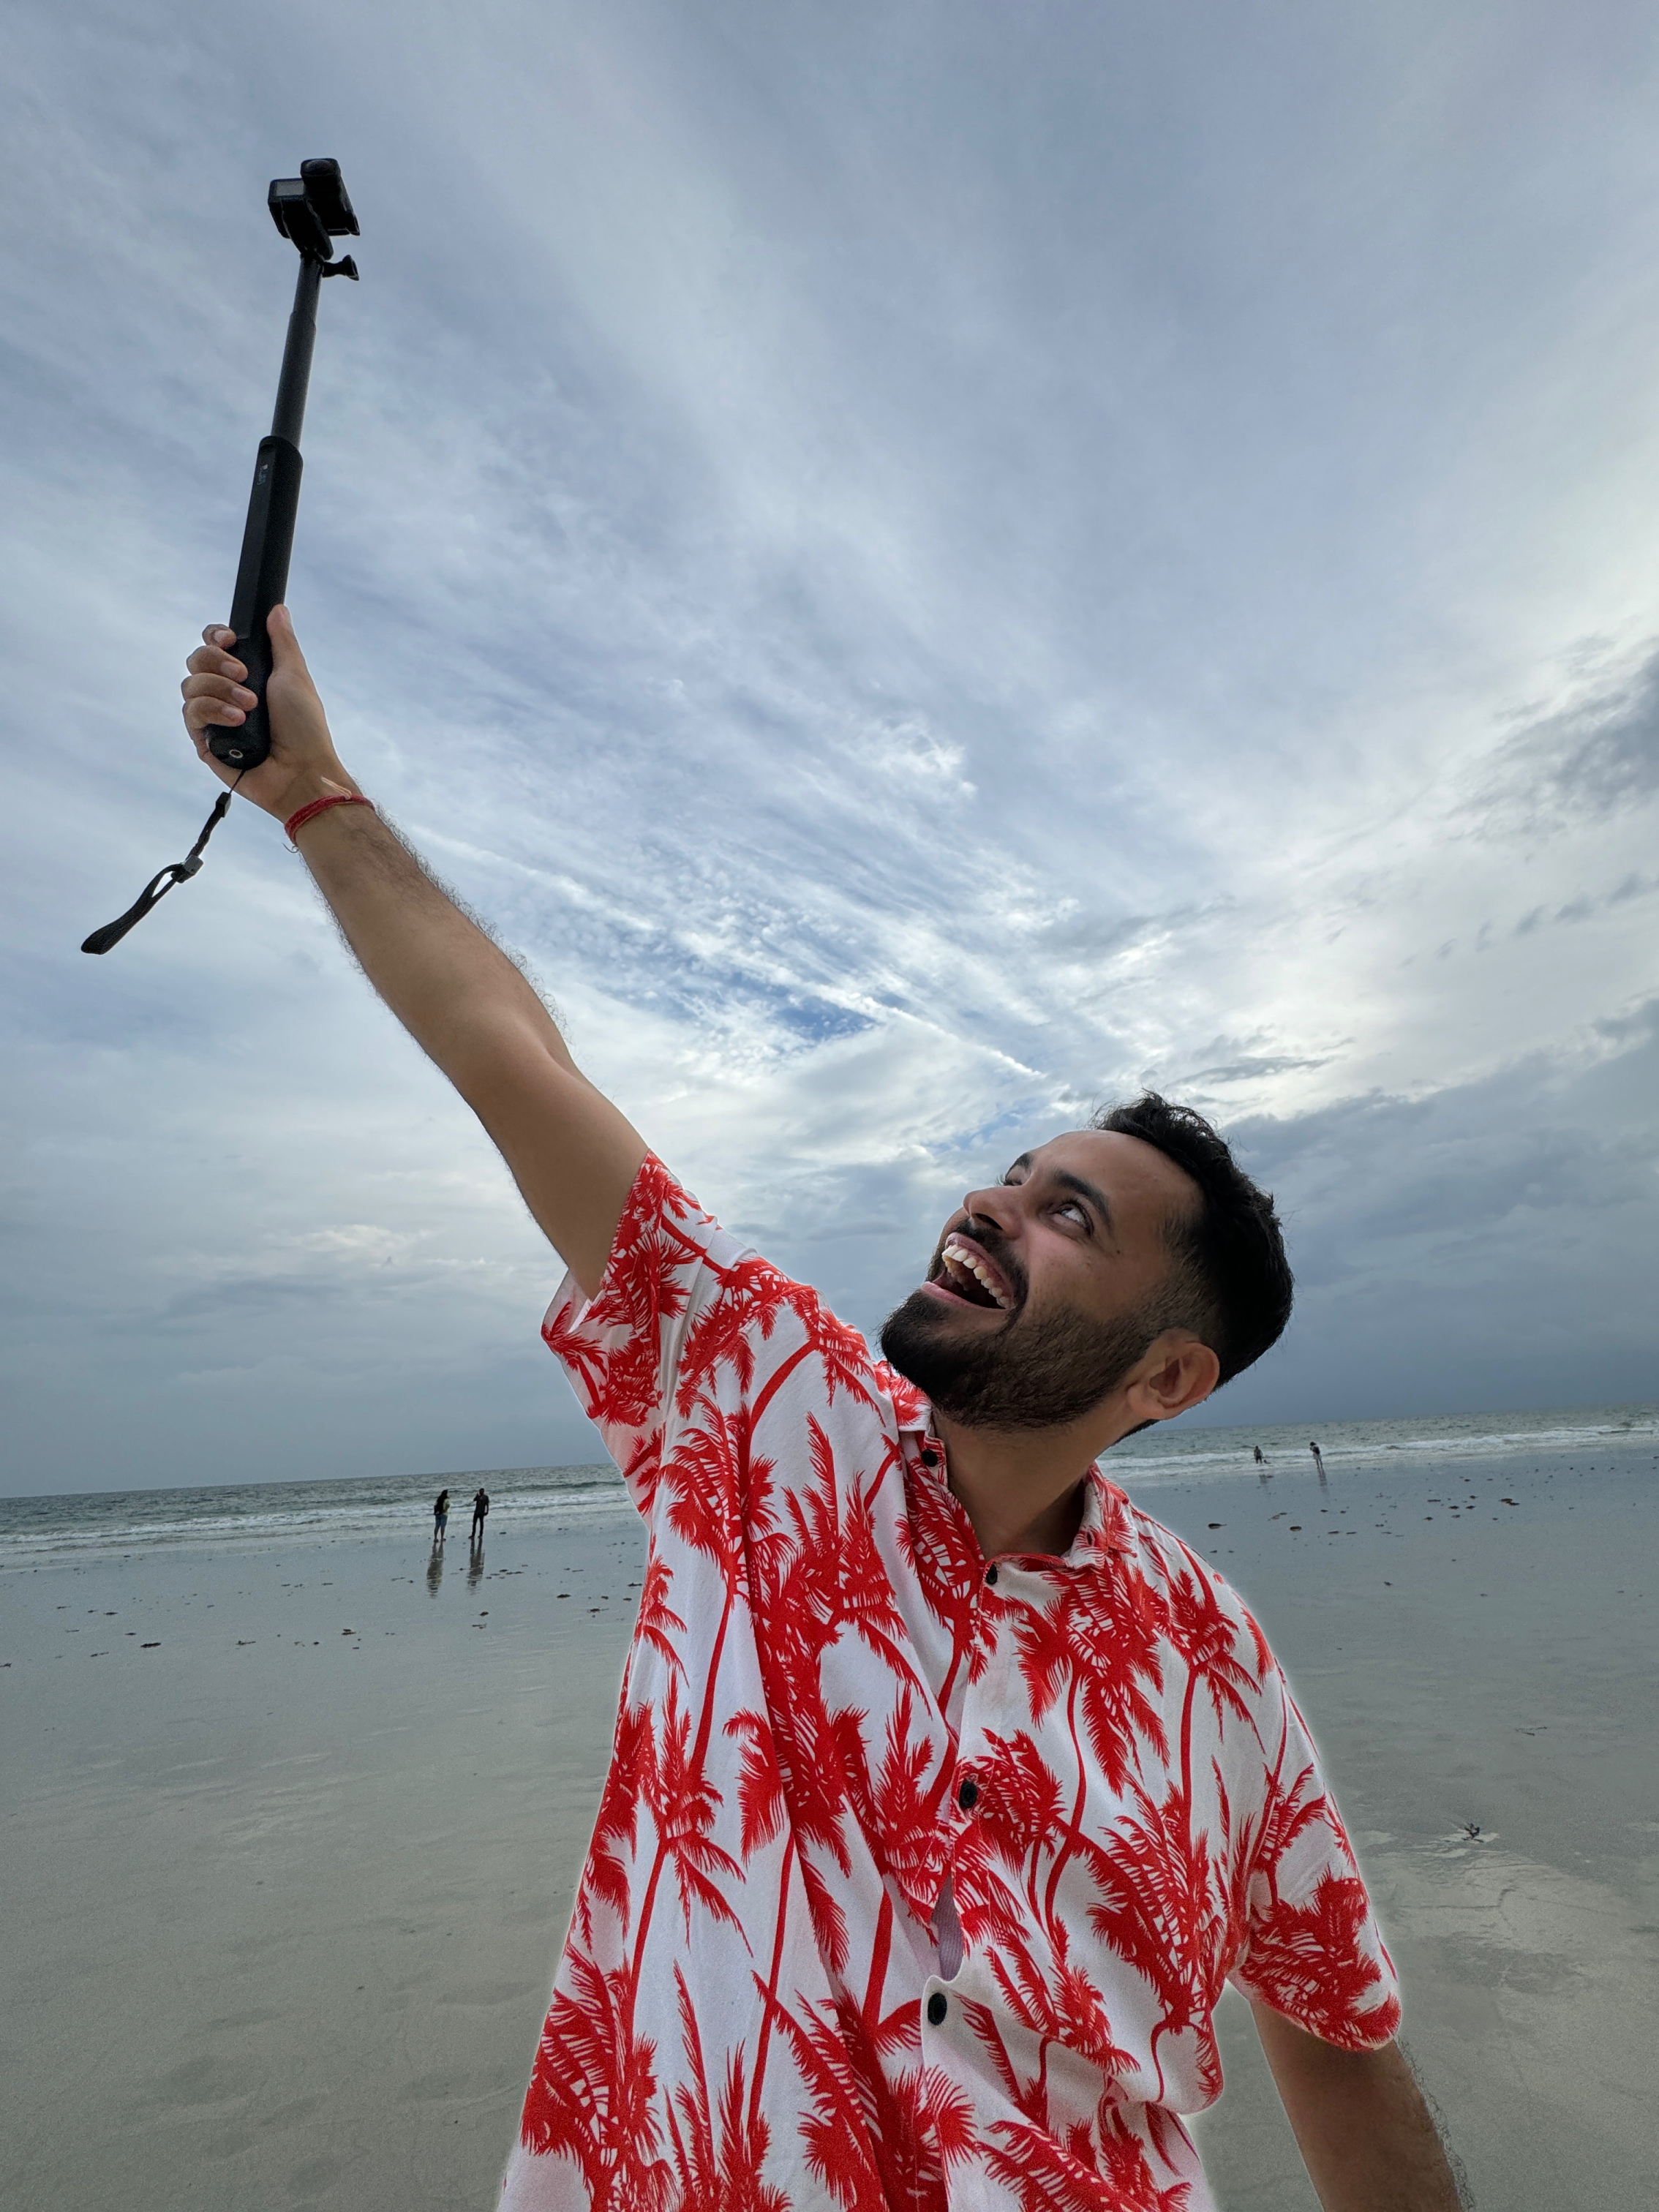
xmin=3 ymin=1401 xmax=1653 ymax=1568
xmin=0 ymin=1462 xmax=628 ymax=1567
xmin=1107 ymin=1399 xmax=1659 ymax=1475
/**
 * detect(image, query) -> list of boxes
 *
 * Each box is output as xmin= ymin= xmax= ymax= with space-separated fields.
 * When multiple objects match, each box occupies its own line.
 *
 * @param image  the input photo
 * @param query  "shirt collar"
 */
xmin=902 ymin=1406 xmax=1139 ymax=1570
xmin=1067 ymin=1463 xmax=1140 ymax=1565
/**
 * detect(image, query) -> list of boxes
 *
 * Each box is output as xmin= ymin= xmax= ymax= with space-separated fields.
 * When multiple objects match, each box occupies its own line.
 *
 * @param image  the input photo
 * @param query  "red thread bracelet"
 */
xmin=284 ymin=793 xmax=376 ymax=846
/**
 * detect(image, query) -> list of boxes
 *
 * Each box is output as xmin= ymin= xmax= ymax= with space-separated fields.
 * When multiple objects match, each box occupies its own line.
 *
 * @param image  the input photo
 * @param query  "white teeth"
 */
xmin=941 ymin=1238 xmax=1012 ymax=1310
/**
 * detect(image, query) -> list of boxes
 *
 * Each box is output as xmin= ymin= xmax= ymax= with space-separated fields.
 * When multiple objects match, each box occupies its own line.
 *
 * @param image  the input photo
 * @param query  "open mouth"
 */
xmin=933 ymin=1233 xmax=1016 ymax=1312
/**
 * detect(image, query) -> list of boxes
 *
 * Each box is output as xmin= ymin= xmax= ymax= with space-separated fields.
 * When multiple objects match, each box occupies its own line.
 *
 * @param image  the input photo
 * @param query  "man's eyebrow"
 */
xmin=1052 ymin=1167 xmax=1116 ymax=1235
xmin=1006 ymin=1155 xmax=1117 ymax=1236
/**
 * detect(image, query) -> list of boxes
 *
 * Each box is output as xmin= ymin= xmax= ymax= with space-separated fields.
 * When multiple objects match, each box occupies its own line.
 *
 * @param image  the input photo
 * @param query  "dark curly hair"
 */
xmin=1091 ymin=1093 xmax=1293 ymax=1387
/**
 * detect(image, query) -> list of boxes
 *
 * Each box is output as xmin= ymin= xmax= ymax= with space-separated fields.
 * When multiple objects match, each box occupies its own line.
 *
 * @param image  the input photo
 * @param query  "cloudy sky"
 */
xmin=4 ymin=0 xmax=1657 ymax=1495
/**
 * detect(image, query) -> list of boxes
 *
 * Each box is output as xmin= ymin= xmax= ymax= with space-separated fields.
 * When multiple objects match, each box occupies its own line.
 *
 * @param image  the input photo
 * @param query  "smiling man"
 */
xmin=182 ymin=614 xmax=1462 ymax=2212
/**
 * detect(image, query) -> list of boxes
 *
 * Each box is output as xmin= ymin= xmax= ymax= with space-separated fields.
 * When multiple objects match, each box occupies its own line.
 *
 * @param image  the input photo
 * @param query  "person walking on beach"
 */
xmin=432 ymin=1487 xmax=450 ymax=1544
xmin=181 ymin=612 xmax=1462 ymax=2212
xmin=470 ymin=1486 xmax=490 ymax=1543
xmin=1310 ymin=1439 xmax=1326 ymax=1480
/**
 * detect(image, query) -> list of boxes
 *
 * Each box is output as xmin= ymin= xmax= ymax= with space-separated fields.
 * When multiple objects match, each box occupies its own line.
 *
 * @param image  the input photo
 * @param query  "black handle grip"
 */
xmin=204 ymin=434 xmax=304 ymax=770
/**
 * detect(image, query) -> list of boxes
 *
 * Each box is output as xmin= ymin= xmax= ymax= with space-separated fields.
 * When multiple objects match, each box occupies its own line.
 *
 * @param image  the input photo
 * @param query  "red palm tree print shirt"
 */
xmin=501 ymin=1157 xmax=1400 ymax=2212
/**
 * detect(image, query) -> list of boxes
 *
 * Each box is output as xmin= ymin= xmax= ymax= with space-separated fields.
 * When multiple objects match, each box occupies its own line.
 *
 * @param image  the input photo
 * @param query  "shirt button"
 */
xmin=927 ymin=1993 xmax=948 ymax=2026
xmin=958 ymin=1777 xmax=979 ymax=1810
xmin=984 ymin=1565 xmax=998 ymax=1587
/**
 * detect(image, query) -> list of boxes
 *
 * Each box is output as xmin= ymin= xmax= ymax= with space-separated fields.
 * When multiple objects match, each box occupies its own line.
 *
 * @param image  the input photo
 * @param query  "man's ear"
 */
xmin=1122 ymin=1331 xmax=1220 ymax=1426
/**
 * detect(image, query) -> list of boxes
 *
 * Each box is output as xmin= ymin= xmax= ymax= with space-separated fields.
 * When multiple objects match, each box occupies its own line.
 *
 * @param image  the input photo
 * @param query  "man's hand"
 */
xmin=181 ymin=605 xmax=357 ymax=821
xmin=179 ymin=609 xmax=647 ymax=1294
xmin=1253 ymin=2006 xmax=1464 ymax=2211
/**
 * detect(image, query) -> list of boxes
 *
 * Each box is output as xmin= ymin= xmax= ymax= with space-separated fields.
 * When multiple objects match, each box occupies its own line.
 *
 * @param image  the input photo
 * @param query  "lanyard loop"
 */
xmin=80 ymin=779 xmax=243 ymax=955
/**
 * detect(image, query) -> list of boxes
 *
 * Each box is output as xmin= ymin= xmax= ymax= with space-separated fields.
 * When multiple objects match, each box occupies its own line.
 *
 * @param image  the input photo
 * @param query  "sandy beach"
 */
xmin=4 ymin=1431 xmax=1655 ymax=2210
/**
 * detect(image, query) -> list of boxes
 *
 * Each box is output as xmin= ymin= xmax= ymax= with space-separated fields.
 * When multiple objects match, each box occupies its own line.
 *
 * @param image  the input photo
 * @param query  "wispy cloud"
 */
xmin=3 ymin=0 xmax=1658 ymax=1490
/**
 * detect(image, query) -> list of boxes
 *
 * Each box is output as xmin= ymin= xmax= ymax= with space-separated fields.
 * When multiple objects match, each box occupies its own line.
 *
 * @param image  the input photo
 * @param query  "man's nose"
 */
xmin=962 ymin=1183 xmax=1019 ymax=1235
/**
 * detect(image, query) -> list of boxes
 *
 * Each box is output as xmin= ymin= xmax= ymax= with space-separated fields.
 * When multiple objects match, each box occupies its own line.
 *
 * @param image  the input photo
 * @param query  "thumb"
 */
xmin=266 ymin=603 xmax=312 ymax=680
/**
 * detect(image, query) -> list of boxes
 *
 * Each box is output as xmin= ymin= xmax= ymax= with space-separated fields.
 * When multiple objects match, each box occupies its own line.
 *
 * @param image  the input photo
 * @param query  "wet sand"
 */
xmin=1177 ymin=1442 xmax=1658 ymax=2209
xmin=3 ymin=1441 xmax=1655 ymax=2209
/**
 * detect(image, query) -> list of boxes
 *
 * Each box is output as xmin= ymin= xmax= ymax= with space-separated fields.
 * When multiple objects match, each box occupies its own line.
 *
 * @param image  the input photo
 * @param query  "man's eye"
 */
xmin=1056 ymin=1200 xmax=1088 ymax=1225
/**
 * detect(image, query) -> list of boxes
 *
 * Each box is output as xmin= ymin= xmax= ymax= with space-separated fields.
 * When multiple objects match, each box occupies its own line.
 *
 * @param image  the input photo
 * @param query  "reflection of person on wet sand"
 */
xmin=1309 ymin=1440 xmax=1325 ymax=1480
xmin=470 ymin=1486 xmax=490 ymax=1543
xmin=432 ymin=1488 xmax=450 ymax=1543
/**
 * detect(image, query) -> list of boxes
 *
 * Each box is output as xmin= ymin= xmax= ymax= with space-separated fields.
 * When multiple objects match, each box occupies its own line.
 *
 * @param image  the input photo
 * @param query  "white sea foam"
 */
xmin=5 ymin=1403 xmax=1655 ymax=1565
xmin=0 ymin=1464 xmax=631 ymax=1566
xmin=1110 ymin=1401 xmax=1659 ymax=1478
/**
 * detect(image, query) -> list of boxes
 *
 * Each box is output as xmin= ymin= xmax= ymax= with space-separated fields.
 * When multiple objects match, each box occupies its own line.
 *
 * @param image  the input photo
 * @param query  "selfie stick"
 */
xmin=204 ymin=159 xmax=359 ymax=770
xmin=81 ymin=159 xmax=360 ymax=954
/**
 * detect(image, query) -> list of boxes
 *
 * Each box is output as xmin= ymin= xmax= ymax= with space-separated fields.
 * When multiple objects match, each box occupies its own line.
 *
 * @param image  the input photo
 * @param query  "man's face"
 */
xmin=879 ymin=1130 xmax=1202 ymax=1431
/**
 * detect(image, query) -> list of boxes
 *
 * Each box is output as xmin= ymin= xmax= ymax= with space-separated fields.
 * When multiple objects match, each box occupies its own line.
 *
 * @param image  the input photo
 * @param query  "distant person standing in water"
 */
xmin=433 ymin=1488 xmax=450 ymax=1543
xmin=1252 ymin=1444 xmax=1265 ymax=1464
xmin=1309 ymin=1440 xmax=1325 ymax=1480
xmin=471 ymin=1486 xmax=490 ymax=1543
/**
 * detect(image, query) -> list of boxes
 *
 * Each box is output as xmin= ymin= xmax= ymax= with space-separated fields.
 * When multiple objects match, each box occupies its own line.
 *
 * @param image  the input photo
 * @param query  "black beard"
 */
xmin=879 ymin=1283 xmax=1165 ymax=1432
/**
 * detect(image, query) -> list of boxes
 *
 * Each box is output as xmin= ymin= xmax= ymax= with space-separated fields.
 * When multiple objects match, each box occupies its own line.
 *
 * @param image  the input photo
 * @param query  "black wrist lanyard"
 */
xmin=81 ymin=775 xmax=244 ymax=955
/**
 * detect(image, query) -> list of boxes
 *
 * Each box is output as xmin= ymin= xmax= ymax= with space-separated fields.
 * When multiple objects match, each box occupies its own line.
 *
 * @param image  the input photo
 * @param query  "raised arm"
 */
xmin=1252 ymin=2005 xmax=1463 ymax=2211
xmin=181 ymin=607 xmax=647 ymax=1295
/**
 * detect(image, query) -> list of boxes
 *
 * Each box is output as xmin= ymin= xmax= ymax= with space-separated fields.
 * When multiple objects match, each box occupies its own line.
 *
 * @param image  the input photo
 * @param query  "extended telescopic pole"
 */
xmin=207 ymin=173 xmax=359 ymax=770
xmin=200 ymin=253 xmax=317 ymax=770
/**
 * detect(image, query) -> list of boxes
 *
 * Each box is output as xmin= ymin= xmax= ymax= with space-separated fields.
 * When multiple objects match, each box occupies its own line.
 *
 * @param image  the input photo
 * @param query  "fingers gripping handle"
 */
xmin=204 ymin=434 xmax=304 ymax=770
xmin=210 ymin=620 xmax=276 ymax=769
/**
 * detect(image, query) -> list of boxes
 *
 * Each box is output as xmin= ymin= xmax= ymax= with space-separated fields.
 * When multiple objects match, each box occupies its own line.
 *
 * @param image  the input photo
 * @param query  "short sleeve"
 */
xmin=539 ymin=1154 xmax=751 ymax=1513
xmin=1227 ymin=1670 xmax=1402 ymax=2051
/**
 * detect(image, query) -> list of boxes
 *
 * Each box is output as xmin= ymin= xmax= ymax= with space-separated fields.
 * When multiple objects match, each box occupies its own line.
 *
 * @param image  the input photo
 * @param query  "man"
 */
xmin=182 ymin=612 xmax=1462 ymax=2211
xmin=473 ymin=1485 xmax=492 ymax=1544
